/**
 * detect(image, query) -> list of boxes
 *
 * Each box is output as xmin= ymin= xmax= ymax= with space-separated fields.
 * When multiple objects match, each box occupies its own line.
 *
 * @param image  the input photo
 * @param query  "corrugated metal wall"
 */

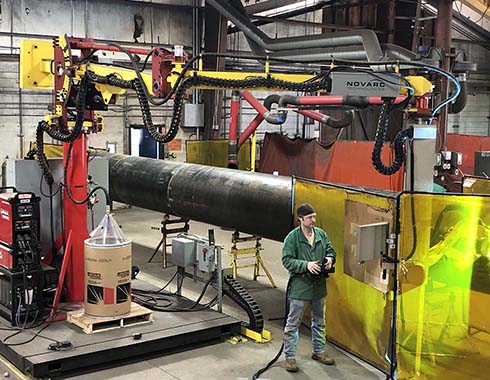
xmin=0 ymin=0 xmax=193 ymax=167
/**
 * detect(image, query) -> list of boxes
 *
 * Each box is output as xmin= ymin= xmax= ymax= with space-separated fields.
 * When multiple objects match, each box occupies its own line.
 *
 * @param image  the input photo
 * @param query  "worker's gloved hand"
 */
xmin=324 ymin=257 xmax=333 ymax=270
xmin=307 ymin=261 xmax=321 ymax=275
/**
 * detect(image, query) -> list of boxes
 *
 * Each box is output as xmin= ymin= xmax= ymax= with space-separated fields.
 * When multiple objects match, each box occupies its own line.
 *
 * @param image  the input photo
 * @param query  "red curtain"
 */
xmin=447 ymin=133 xmax=490 ymax=176
xmin=258 ymin=133 xmax=403 ymax=191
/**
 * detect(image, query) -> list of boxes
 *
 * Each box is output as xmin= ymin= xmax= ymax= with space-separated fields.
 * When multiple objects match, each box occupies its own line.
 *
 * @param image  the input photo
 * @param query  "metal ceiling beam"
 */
xmin=251 ymin=15 xmax=386 ymax=33
xmin=229 ymin=0 xmax=333 ymax=33
xmin=459 ymin=0 xmax=490 ymax=21
xmin=423 ymin=2 xmax=490 ymax=50
xmin=243 ymin=0 xmax=303 ymax=15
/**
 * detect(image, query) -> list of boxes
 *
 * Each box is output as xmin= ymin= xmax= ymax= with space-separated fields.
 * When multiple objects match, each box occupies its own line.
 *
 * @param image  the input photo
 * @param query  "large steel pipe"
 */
xmin=109 ymin=154 xmax=292 ymax=241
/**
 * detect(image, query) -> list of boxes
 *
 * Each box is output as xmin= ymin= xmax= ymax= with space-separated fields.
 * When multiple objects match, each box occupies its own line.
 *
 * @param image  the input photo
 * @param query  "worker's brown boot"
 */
xmin=311 ymin=352 xmax=335 ymax=365
xmin=285 ymin=358 xmax=299 ymax=372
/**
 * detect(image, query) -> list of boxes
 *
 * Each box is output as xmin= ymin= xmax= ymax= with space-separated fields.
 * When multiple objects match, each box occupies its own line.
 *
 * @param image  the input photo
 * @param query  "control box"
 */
xmin=170 ymin=234 xmax=218 ymax=273
xmin=171 ymin=237 xmax=196 ymax=267
xmin=196 ymin=241 xmax=216 ymax=273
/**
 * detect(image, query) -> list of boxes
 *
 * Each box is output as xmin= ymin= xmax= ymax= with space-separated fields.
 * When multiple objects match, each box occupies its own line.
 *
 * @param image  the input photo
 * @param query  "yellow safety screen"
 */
xmin=293 ymin=180 xmax=490 ymax=379
xmin=28 ymin=142 xmax=63 ymax=158
xmin=186 ymin=140 xmax=251 ymax=170
xmin=294 ymin=179 xmax=397 ymax=373
xmin=462 ymin=175 xmax=490 ymax=195
xmin=397 ymin=193 xmax=490 ymax=380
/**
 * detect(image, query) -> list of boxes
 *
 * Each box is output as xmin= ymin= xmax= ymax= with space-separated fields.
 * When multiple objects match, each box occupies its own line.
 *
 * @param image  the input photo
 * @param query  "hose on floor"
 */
xmin=250 ymin=278 xmax=291 ymax=380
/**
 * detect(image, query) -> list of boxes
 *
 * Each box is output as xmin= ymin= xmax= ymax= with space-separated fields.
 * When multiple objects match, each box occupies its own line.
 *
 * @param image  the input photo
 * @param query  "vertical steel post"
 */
xmin=435 ymin=0 xmax=453 ymax=151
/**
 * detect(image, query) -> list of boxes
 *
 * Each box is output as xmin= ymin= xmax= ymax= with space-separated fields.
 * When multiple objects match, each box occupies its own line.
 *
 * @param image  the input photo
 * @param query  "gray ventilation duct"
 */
xmin=228 ymin=0 xmax=266 ymax=56
xmin=207 ymin=0 xmax=385 ymax=62
xmin=381 ymin=44 xmax=417 ymax=61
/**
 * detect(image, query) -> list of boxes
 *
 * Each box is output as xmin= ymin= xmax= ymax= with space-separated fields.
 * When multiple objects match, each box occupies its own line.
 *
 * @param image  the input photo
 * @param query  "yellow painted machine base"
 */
xmin=241 ymin=326 xmax=271 ymax=343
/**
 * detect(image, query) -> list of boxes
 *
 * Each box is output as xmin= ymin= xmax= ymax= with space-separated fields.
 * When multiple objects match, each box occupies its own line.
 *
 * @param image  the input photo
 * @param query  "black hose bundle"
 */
xmin=34 ymin=72 xmax=111 ymax=207
xmin=35 ymin=122 xmax=54 ymax=186
xmin=86 ymin=71 xmax=134 ymax=90
xmin=133 ymin=79 xmax=178 ymax=143
xmin=40 ymin=73 xmax=90 ymax=143
xmin=371 ymin=102 xmax=410 ymax=175
xmin=166 ymin=74 xmax=331 ymax=141
xmin=34 ymin=73 xmax=90 ymax=186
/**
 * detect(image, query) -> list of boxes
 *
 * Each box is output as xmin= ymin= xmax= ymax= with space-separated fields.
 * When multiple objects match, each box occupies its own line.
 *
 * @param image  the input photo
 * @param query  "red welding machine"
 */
xmin=0 ymin=188 xmax=41 ymax=269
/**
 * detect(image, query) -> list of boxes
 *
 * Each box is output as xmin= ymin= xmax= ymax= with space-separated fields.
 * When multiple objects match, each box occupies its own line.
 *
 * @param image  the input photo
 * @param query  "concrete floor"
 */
xmin=0 ymin=207 xmax=385 ymax=380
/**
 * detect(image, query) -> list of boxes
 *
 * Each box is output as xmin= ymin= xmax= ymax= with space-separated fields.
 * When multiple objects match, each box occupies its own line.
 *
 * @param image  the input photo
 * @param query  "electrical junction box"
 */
xmin=330 ymin=72 xmax=401 ymax=97
xmin=182 ymin=103 xmax=204 ymax=128
xmin=196 ymin=241 xmax=215 ymax=273
xmin=171 ymin=237 xmax=196 ymax=267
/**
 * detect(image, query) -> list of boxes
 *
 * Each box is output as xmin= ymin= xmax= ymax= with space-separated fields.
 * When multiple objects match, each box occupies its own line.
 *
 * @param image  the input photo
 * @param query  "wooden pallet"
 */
xmin=67 ymin=302 xmax=153 ymax=334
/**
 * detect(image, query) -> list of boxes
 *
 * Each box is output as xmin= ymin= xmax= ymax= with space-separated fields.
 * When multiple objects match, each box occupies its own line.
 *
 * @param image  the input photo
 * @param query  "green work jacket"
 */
xmin=282 ymin=226 xmax=336 ymax=300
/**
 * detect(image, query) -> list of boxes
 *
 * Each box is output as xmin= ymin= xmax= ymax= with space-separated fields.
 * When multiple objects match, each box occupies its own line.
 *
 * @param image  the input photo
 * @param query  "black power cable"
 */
xmin=132 ymin=271 xmax=217 ymax=312
xmin=250 ymin=278 xmax=292 ymax=380
xmin=62 ymin=141 xmax=111 ymax=207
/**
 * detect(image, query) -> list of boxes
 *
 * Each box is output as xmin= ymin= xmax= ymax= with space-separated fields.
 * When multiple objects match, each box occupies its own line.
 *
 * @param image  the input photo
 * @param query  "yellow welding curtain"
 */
xmin=462 ymin=175 xmax=490 ymax=194
xmin=294 ymin=179 xmax=396 ymax=373
xmin=397 ymin=193 xmax=490 ymax=380
xmin=29 ymin=142 xmax=63 ymax=158
xmin=186 ymin=140 xmax=251 ymax=170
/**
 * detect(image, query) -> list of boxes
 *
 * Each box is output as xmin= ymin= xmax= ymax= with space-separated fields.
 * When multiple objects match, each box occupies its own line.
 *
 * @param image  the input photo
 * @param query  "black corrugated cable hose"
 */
xmin=86 ymin=71 xmax=134 ymax=89
xmin=133 ymin=79 xmax=178 ymax=143
xmin=131 ymin=73 xmax=332 ymax=144
xmin=34 ymin=71 xmax=111 ymax=206
xmin=371 ymin=101 xmax=410 ymax=175
xmin=166 ymin=74 xmax=331 ymax=139
xmin=35 ymin=122 xmax=54 ymax=186
xmin=40 ymin=73 xmax=90 ymax=143
xmin=36 ymin=73 xmax=91 ymax=185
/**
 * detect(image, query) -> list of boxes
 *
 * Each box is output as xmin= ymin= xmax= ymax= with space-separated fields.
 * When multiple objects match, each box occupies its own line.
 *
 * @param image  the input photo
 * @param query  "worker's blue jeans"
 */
xmin=283 ymin=297 xmax=326 ymax=359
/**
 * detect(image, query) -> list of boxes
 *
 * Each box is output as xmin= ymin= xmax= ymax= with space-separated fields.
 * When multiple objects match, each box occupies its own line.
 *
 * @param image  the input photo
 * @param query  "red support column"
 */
xmin=228 ymin=91 xmax=240 ymax=168
xmin=238 ymin=114 xmax=264 ymax=147
xmin=63 ymin=134 xmax=88 ymax=302
xmin=241 ymin=90 xmax=269 ymax=116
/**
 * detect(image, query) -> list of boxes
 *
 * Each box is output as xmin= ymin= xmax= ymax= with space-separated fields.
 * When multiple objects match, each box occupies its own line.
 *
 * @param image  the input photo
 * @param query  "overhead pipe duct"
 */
xmin=381 ymin=44 xmax=417 ymax=62
xmin=449 ymin=73 xmax=467 ymax=114
xmin=270 ymin=45 xmax=375 ymax=62
xmin=207 ymin=0 xmax=385 ymax=62
xmin=265 ymin=94 xmax=408 ymax=122
xmin=263 ymin=94 xmax=354 ymax=128
xmin=109 ymin=155 xmax=292 ymax=242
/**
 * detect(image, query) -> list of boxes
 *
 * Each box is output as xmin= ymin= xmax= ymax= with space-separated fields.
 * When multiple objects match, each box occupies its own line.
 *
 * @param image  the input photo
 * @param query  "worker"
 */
xmin=282 ymin=203 xmax=337 ymax=372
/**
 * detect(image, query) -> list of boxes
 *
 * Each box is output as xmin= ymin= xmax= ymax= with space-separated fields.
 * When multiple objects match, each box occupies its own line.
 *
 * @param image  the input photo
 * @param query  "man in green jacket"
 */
xmin=282 ymin=203 xmax=337 ymax=372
